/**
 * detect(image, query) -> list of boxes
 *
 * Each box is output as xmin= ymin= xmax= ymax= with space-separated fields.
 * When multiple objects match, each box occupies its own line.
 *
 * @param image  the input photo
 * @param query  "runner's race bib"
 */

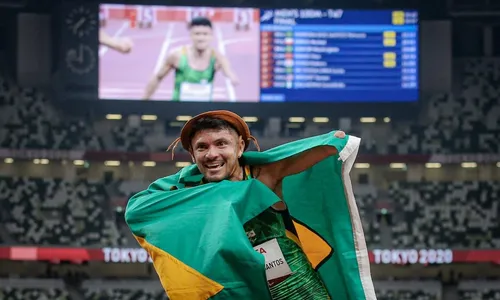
xmin=254 ymin=238 xmax=293 ymax=283
xmin=179 ymin=82 xmax=212 ymax=102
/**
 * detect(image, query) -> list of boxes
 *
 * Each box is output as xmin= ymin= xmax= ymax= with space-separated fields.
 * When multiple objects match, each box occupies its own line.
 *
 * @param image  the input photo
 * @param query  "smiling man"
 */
xmin=186 ymin=113 xmax=340 ymax=298
xmin=125 ymin=110 xmax=376 ymax=300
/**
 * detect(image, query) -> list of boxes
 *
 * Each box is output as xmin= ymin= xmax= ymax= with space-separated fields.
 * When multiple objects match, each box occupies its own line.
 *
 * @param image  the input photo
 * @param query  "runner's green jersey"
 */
xmin=172 ymin=47 xmax=216 ymax=101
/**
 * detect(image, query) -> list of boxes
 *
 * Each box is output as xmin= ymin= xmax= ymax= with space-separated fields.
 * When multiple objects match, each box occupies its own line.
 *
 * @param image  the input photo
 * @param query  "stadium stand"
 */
xmin=388 ymin=59 xmax=500 ymax=154
xmin=353 ymin=184 xmax=381 ymax=248
xmin=389 ymin=181 xmax=500 ymax=249
xmin=0 ymin=88 xmax=103 ymax=151
xmin=374 ymin=281 xmax=442 ymax=300
xmin=0 ymin=278 xmax=451 ymax=300
xmin=82 ymin=280 xmax=168 ymax=300
xmin=0 ymin=176 xmax=127 ymax=246
xmin=0 ymin=278 xmax=70 ymax=300
xmin=458 ymin=280 xmax=500 ymax=300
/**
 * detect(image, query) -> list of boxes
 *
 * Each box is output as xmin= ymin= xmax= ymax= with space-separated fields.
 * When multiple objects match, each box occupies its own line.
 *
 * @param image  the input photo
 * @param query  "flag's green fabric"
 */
xmin=125 ymin=131 xmax=376 ymax=300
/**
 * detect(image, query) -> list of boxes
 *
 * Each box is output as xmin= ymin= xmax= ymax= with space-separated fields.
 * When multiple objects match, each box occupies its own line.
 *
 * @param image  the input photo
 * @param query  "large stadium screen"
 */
xmin=98 ymin=5 xmax=418 ymax=103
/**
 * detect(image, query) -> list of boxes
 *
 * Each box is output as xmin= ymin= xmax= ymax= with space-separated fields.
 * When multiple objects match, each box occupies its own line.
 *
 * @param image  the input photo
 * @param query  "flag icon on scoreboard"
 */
xmin=284 ymin=60 xmax=294 ymax=67
xmin=286 ymin=46 xmax=293 ymax=52
xmin=285 ymin=38 xmax=294 ymax=45
xmin=286 ymin=81 xmax=293 ymax=88
xmin=286 ymin=31 xmax=293 ymax=37
xmin=285 ymin=53 xmax=293 ymax=59
xmin=286 ymin=67 xmax=293 ymax=73
xmin=286 ymin=74 xmax=294 ymax=81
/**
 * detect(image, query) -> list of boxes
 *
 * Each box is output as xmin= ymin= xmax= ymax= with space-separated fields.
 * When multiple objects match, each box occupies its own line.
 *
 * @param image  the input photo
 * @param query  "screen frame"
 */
xmin=96 ymin=5 xmax=421 ymax=105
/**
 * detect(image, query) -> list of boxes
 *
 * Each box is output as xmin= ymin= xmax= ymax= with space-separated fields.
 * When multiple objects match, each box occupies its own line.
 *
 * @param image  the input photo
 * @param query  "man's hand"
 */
xmin=99 ymin=30 xmax=133 ymax=54
xmin=334 ymin=131 xmax=346 ymax=139
xmin=229 ymin=74 xmax=239 ymax=86
xmin=114 ymin=37 xmax=133 ymax=54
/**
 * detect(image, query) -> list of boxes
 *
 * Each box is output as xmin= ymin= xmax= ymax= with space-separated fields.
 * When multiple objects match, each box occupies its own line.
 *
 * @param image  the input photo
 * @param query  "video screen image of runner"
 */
xmin=99 ymin=6 xmax=419 ymax=103
xmin=99 ymin=4 xmax=260 ymax=102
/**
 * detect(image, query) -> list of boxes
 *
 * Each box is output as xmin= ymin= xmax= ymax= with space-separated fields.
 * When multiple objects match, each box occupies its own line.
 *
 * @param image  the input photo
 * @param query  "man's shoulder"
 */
xmin=166 ymin=47 xmax=185 ymax=63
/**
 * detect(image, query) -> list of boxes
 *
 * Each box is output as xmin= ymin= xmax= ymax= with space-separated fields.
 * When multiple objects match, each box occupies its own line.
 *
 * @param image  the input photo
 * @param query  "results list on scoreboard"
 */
xmin=259 ymin=9 xmax=419 ymax=102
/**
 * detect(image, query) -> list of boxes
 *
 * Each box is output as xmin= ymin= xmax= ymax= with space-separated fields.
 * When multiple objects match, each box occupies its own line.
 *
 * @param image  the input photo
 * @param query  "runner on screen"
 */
xmin=142 ymin=17 xmax=239 ymax=101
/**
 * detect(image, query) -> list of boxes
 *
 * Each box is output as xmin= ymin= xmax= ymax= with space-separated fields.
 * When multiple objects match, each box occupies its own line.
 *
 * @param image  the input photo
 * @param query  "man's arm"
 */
xmin=214 ymin=51 xmax=239 ymax=85
xmin=99 ymin=29 xmax=132 ymax=54
xmin=255 ymin=131 xmax=346 ymax=189
xmin=143 ymin=52 xmax=177 ymax=100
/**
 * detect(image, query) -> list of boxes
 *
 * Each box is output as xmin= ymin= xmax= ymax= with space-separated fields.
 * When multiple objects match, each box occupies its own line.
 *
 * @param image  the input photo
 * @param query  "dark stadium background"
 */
xmin=0 ymin=0 xmax=499 ymax=299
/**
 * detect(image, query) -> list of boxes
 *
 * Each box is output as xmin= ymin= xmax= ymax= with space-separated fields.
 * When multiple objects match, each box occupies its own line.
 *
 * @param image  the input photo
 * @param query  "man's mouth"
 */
xmin=205 ymin=163 xmax=224 ymax=170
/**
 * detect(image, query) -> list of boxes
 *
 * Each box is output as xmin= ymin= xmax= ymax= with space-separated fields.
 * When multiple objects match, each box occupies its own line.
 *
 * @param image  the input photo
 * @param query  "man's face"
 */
xmin=190 ymin=128 xmax=245 ymax=182
xmin=190 ymin=25 xmax=213 ymax=51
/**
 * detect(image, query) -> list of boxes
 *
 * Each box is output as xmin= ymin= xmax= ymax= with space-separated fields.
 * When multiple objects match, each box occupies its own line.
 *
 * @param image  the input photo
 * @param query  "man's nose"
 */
xmin=205 ymin=147 xmax=218 ymax=159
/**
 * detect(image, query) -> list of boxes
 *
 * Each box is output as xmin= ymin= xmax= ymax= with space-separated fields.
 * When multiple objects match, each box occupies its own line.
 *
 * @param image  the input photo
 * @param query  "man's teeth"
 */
xmin=207 ymin=164 xmax=222 ymax=168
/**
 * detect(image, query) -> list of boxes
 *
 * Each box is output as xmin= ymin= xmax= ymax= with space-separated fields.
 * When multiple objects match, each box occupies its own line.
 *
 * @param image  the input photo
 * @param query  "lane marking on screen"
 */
xmin=215 ymin=26 xmax=236 ymax=102
xmin=99 ymin=21 xmax=129 ymax=57
xmin=153 ymin=23 xmax=174 ymax=75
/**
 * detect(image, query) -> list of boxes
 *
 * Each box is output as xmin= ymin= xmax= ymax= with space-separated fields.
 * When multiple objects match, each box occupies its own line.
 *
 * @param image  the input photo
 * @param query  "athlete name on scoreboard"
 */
xmin=103 ymin=247 xmax=152 ymax=263
xmin=372 ymin=249 xmax=453 ymax=265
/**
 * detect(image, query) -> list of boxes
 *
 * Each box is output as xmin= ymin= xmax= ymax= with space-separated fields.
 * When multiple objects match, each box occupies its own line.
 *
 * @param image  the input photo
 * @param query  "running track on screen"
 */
xmin=99 ymin=19 xmax=260 ymax=102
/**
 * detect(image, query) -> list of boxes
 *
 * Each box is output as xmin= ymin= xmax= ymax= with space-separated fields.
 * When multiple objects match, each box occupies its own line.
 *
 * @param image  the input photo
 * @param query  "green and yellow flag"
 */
xmin=125 ymin=131 xmax=376 ymax=299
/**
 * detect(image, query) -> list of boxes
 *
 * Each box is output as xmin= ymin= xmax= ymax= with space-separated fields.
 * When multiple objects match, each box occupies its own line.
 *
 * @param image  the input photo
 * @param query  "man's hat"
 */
xmin=167 ymin=110 xmax=259 ymax=156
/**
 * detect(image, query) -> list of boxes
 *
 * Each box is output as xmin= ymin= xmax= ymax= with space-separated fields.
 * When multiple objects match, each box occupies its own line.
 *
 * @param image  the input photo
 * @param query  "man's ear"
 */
xmin=237 ymin=136 xmax=245 ymax=158
xmin=190 ymin=151 xmax=195 ymax=163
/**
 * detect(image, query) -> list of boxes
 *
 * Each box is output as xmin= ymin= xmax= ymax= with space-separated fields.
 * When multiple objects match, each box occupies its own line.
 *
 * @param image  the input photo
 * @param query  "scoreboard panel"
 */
xmin=259 ymin=9 xmax=419 ymax=102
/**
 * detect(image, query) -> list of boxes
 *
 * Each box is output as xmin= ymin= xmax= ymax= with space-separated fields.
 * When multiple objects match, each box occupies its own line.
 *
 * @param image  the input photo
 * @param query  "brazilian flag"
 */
xmin=125 ymin=131 xmax=376 ymax=299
